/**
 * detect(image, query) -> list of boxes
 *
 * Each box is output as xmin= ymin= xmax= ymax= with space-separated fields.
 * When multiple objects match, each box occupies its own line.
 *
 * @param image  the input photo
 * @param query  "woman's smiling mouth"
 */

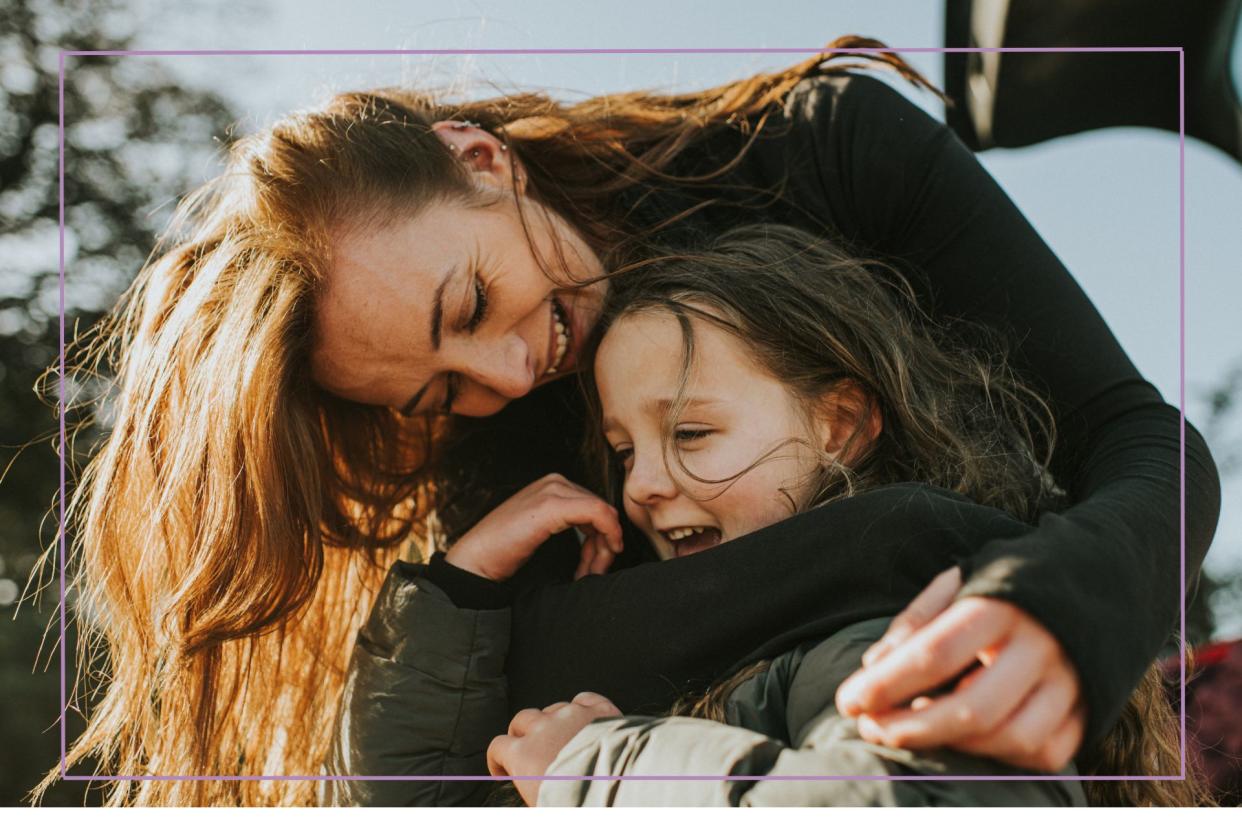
xmin=545 ymin=297 xmax=571 ymax=376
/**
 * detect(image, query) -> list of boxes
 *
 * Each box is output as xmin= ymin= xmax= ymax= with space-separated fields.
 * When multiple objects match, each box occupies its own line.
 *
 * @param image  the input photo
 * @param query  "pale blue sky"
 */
xmin=117 ymin=0 xmax=1241 ymax=625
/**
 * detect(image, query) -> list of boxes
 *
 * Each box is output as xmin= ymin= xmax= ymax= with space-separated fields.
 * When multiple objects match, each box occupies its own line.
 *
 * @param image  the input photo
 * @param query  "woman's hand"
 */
xmin=834 ymin=567 xmax=1086 ymax=772
xmin=446 ymin=474 xmax=624 ymax=582
xmin=487 ymin=692 xmax=622 ymax=806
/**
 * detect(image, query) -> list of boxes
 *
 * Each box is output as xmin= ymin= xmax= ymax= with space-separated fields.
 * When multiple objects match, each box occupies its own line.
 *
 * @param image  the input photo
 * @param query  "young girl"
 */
xmin=470 ymin=224 xmax=1199 ymax=806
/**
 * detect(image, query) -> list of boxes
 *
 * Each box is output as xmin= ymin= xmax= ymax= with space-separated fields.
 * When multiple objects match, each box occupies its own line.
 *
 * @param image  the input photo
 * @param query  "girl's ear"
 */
xmin=817 ymin=381 xmax=882 ymax=465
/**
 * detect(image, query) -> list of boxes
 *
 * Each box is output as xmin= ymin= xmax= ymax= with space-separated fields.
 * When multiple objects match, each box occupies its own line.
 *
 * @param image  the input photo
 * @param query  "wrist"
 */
xmin=443 ymin=543 xmax=507 ymax=582
xmin=428 ymin=551 xmax=514 ymax=610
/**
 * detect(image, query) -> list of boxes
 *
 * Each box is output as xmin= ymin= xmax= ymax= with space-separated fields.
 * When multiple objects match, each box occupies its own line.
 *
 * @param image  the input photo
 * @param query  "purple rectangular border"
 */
xmin=57 ymin=45 xmax=1187 ymax=786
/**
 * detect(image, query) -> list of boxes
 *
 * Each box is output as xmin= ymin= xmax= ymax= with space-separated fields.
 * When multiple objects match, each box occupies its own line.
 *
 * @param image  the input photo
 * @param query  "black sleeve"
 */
xmin=426 ymin=551 xmax=513 ymax=610
xmin=506 ymin=484 xmax=1033 ymax=714
xmin=780 ymin=72 xmax=1221 ymax=744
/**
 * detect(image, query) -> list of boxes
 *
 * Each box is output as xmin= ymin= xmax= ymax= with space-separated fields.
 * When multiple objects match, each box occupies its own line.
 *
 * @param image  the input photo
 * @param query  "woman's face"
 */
xmin=312 ymin=128 xmax=607 ymax=418
xmin=596 ymin=309 xmax=833 ymax=560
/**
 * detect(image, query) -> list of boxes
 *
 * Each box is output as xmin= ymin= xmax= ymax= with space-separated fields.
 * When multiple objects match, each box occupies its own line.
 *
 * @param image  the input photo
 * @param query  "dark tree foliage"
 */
xmin=0 ymin=0 xmax=237 ymax=805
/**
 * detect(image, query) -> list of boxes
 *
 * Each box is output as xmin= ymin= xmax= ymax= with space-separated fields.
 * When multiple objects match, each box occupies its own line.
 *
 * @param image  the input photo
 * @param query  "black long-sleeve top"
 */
xmin=416 ymin=71 xmax=1220 ymax=748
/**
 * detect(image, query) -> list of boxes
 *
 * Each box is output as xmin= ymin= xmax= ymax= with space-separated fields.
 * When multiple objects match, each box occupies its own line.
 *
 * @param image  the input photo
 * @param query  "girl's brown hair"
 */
xmin=582 ymin=224 xmax=1211 ymax=806
xmin=580 ymin=223 xmax=1059 ymax=524
xmin=41 ymin=39 xmax=936 ymax=805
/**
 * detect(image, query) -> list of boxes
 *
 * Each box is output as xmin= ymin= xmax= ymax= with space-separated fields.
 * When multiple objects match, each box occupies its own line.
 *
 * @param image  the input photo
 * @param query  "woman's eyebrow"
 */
xmin=399 ymin=264 xmax=458 ymax=415
xmin=429 ymin=263 xmax=456 ymax=351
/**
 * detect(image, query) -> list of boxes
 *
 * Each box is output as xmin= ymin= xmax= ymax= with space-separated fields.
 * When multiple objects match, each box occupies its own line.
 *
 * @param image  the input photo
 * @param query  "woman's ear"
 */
xmin=817 ymin=382 xmax=882 ymax=465
xmin=430 ymin=120 xmax=524 ymax=194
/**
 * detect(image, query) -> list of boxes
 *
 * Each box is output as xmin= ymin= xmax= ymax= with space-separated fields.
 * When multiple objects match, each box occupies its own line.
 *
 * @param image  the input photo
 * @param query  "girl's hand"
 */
xmin=572 ymin=529 xmax=619 ymax=581
xmin=834 ymin=567 xmax=1086 ymax=772
xmin=487 ymin=692 xmax=622 ymax=806
xmin=446 ymin=474 xmax=623 ymax=582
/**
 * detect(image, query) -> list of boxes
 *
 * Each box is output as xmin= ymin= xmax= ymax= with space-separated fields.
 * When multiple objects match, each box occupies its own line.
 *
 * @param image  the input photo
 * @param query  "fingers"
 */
xmin=509 ymin=695 xmax=618 ymax=739
xmin=508 ymin=707 xmax=543 ymax=737
xmin=588 ymin=540 xmax=616 ymax=576
xmin=538 ymin=490 xmax=624 ymax=555
xmin=573 ymin=535 xmax=599 ymax=581
xmin=862 ymin=567 xmax=962 ymax=667
xmin=574 ymin=534 xmax=617 ymax=581
xmin=953 ymin=678 xmax=1084 ymax=771
xmin=572 ymin=691 xmax=621 ymax=716
xmin=487 ymin=733 xmax=512 ymax=777
xmin=854 ymin=631 xmax=1048 ymax=749
xmin=838 ymin=597 xmax=1016 ymax=716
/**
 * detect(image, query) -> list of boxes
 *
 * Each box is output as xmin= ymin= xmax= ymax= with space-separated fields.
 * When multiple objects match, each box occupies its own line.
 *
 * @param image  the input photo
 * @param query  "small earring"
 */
xmin=447 ymin=144 xmax=459 ymax=153
xmin=500 ymin=143 xmax=508 ymax=152
xmin=469 ymin=148 xmax=482 ymax=159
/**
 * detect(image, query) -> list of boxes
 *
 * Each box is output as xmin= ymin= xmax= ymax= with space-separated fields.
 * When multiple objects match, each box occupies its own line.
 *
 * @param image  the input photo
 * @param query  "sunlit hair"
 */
xmin=583 ymin=224 xmax=1211 ymax=806
xmin=38 ymin=39 xmax=937 ymax=805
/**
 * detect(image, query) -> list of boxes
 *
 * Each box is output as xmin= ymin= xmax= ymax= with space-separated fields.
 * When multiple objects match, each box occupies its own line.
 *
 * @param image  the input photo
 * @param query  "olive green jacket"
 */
xmin=538 ymin=616 xmax=1087 ymax=807
xmin=321 ymin=563 xmax=1085 ymax=807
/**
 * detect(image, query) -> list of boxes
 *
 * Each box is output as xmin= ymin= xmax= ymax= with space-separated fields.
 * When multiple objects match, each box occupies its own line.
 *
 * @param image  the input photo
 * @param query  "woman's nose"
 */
xmin=468 ymin=333 xmax=535 ymax=401
xmin=624 ymin=449 xmax=679 ymax=506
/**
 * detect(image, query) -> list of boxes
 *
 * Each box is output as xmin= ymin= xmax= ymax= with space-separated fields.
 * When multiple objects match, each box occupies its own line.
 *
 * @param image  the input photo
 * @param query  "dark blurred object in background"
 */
xmin=1164 ymin=641 xmax=1242 ymax=806
xmin=944 ymin=0 xmax=1242 ymax=162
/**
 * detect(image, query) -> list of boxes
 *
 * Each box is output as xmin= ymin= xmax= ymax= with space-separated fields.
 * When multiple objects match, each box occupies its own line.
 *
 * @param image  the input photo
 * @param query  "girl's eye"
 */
xmin=611 ymin=446 xmax=634 ymax=465
xmin=674 ymin=428 xmax=712 ymax=443
xmin=467 ymin=274 xmax=489 ymax=332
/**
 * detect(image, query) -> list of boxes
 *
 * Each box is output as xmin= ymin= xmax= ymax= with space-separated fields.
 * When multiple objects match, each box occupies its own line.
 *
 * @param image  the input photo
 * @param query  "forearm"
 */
xmin=506 ymin=484 xmax=1030 ymax=714
xmin=959 ymin=393 xmax=1221 ymax=745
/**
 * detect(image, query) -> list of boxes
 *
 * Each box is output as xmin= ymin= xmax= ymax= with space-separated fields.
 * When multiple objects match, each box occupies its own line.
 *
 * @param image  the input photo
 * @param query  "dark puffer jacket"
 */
xmin=319 ymin=571 xmax=1085 ymax=807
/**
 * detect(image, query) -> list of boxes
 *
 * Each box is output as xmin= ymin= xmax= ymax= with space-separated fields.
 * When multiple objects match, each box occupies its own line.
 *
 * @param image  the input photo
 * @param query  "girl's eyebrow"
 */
xmin=602 ymin=397 xmax=725 ymax=432
xmin=644 ymin=396 xmax=725 ymax=415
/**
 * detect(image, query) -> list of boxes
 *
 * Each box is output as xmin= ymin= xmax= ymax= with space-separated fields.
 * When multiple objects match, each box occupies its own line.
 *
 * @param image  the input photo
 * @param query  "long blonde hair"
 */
xmin=41 ymin=40 xmax=937 ymax=805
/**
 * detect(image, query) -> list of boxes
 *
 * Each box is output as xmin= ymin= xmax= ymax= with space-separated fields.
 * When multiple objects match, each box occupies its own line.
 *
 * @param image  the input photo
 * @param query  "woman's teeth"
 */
xmin=664 ymin=526 xmax=710 ymax=541
xmin=546 ymin=300 xmax=570 ymax=375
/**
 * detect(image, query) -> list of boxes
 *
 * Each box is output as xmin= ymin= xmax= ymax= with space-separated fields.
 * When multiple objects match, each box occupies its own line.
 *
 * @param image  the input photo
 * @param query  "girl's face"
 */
xmin=597 ymin=309 xmax=834 ymax=560
xmin=312 ymin=127 xmax=606 ymax=418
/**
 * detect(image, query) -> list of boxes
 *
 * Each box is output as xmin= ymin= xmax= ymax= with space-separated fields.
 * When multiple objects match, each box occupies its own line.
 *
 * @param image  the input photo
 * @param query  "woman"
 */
xmin=50 ymin=40 xmax=1218 ymax=805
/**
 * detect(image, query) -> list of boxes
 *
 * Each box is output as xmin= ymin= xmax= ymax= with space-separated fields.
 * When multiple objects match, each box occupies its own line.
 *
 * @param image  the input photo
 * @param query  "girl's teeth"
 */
xmin=667 ymin=527 xmax=707 ymax=540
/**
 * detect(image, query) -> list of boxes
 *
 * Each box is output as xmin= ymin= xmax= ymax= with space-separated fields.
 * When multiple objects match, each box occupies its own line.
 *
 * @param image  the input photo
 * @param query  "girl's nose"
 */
xmin=624 ymin=449 xmax=679 ymax=506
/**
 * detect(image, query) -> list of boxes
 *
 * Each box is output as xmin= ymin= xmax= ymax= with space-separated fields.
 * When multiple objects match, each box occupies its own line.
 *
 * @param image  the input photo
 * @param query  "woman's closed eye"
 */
xmin=674 ymin=427 xmax=713 ymax=444
xmin=436 ymin=275 xmax=489 ymax=414
xmin=466 ymin=273 xmax=489 ymax=332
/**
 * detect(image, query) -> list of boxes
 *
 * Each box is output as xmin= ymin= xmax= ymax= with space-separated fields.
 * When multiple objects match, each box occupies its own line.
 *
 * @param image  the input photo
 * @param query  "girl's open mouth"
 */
xmin=662 ymin=526 xmax=723 ymax=558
